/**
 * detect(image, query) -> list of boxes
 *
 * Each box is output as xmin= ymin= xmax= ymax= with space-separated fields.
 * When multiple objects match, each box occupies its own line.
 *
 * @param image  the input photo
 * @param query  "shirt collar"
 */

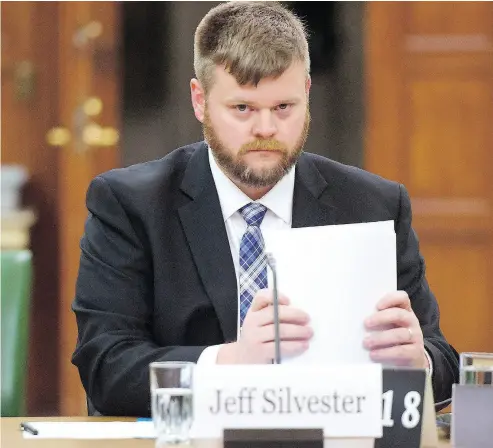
xmin=208 ymin=147 xmax=295 ymax=224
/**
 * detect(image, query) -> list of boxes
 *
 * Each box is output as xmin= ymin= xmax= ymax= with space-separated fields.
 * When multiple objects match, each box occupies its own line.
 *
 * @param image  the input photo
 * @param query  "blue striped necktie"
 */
xmin=238 ymin=202 xmax=268 ymax=327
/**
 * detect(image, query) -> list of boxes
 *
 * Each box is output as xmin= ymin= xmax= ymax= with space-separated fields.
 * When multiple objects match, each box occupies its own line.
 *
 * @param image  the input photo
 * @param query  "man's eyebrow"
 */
xmin=225 ymin=97 xmax=302 ymax=105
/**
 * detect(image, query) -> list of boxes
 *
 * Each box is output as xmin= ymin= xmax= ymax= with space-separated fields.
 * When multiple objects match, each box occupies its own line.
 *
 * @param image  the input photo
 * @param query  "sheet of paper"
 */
xmin=22 ymin=421 xmax=155 ymax=439
xmin=263 ymin=220 xmax=396 ymax=365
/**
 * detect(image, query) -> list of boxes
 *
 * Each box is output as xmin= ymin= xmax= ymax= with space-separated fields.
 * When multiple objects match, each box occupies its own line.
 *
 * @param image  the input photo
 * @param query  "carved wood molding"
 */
xmin=411 ymin=198 xmax=490 ymax=216
xmin=406 ymin=34 xmax=493 ymax=53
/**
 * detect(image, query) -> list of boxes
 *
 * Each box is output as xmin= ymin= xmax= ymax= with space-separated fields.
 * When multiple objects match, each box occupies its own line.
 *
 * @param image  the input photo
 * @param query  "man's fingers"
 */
xmin=255 ymin=323 xmax=313 ymax=343
xmin=250 ymin=289 xmax=290 ymax=312
xmin=241 ymin=290 xmax=310 ymax=364
xmin=254 ymin=305 xmax=311 ymax=327
xmin=365 ymin=307 xmax=413 ymax=330
xmin=376 ymin=291 xmax=411 ymax=311
xmin=369 ymin=344 xmax=419 ymax=367
xmin=364 ymin=326 xmax=421 ymax=349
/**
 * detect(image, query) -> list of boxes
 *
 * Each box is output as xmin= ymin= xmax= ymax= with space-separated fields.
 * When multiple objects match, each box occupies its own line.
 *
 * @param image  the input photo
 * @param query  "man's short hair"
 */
xmin=194 ymin=1 xmax=310 ymax=94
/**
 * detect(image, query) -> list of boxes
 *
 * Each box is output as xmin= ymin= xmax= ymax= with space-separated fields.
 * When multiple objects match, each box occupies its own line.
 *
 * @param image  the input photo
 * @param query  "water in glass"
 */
xmin=153 ymin=387 xmax=193 ymax=444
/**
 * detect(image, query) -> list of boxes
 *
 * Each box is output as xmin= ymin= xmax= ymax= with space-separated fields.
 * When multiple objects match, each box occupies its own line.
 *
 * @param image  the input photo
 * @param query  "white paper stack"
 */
xmin=263 ymin=220 xmax=397 ymax=365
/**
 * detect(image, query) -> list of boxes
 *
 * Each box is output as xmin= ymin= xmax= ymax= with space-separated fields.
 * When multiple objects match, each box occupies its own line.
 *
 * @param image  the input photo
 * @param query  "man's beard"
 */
xmin=203 ymin=108 xmax=310 ymax=188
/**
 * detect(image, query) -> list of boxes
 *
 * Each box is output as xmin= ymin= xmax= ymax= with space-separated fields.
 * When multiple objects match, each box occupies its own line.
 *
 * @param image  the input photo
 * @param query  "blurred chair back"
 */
xmin=1 ymin=250 xmax=33 ymax=416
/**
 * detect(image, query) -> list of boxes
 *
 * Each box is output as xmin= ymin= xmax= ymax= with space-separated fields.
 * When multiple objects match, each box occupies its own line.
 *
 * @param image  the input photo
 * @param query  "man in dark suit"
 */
xmin=72 ymin=1 xmax=459 ymax=417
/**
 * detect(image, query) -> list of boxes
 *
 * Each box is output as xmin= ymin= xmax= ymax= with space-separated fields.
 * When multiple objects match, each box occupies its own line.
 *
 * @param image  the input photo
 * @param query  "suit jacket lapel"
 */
xmin=292 ymin=153 xmax=338 ymax=228
xmin=178 ymin=144 xmax=238 ymax=342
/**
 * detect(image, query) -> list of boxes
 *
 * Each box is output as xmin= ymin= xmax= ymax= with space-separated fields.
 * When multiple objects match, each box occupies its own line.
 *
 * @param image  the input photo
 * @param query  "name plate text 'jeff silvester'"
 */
xmin=209 ymin=386 xmax=367 ymax=415
xmin=192 ymin=365 xmax=382 ymax=439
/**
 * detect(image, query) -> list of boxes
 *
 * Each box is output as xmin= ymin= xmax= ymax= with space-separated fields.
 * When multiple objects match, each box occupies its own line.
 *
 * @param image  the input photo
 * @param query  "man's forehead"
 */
xmin=210 ymin=63 xmax=307 ymax=99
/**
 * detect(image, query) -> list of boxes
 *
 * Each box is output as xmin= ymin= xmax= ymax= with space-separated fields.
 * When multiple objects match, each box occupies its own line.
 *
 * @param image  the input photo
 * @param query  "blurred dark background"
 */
xmin=122 ymin=1 xmax=364 ymax=167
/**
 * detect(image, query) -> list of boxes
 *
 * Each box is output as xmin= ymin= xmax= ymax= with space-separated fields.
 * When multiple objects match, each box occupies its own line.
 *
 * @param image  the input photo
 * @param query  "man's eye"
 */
xmin=277 ymin=103 xmax=290 ymax=110
xmin=236 ymin=105 xmax=248 ymax=112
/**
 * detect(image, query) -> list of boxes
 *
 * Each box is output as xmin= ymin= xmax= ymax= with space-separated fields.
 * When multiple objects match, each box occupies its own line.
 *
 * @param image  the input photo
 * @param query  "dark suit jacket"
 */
xmin=72 ymin=141 xmax=459 ymax=416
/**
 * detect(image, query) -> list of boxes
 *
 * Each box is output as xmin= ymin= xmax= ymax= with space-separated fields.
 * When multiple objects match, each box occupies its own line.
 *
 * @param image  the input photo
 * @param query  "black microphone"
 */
xmin=266 ymin=252 xmax=281 ymax=365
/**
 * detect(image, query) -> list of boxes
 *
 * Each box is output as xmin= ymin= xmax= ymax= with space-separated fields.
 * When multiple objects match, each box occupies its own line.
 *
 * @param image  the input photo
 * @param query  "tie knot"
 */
xmin=239 ymin=202 xmax=267 ymax=227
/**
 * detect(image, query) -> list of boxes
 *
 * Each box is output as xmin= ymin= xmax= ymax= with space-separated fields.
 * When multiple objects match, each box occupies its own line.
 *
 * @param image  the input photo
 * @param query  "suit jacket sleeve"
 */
xmin=396 ymin=184 xmax=459 ymax=406
xmin=72 ymin=176 xmax=207 ymax=416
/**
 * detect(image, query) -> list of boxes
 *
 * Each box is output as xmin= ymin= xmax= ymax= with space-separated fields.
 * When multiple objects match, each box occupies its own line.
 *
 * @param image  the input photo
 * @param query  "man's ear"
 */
xmin=305 ymin=75 xmax=312 ymax=97
xmin=190 ymin=78 xmax=206 ymax=122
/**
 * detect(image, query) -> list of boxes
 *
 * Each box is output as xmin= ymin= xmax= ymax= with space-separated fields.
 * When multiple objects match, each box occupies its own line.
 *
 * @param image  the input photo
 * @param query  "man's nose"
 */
xmin=252 ymin=110 xmax=277 ymax=138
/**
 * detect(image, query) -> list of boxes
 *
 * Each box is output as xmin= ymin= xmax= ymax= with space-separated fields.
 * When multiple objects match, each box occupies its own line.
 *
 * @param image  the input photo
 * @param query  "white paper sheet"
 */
xmin=22 ymin=421 xmax=155 ymax=439
xmin=263 ymin=220 xmax=396 ymax=365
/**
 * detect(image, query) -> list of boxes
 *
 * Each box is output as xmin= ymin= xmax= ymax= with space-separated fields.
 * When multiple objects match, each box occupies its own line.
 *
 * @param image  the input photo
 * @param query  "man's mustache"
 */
xmin=239 ymin=139 xmax=288 ymax=154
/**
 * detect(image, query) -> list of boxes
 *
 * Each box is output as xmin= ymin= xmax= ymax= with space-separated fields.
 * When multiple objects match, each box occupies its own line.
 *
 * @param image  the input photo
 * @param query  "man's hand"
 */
xmin=217 ymin=289 xmax=312 ymax=364
xmin=364 ymin=291 xmax=429 ymax=369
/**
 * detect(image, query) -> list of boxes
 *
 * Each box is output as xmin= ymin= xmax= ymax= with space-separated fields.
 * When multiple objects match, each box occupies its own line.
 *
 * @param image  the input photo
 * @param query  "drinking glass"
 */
xmin=150 ymin=361 xmax=194 ymax=445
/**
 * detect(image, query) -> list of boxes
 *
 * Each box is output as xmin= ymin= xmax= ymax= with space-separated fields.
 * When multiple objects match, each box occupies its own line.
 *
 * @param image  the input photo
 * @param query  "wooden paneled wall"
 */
xmin=57 ymin=2 xmax=120 ymax=416
xmin=1 ymin=2 xmax=60 ymax=414
xmin=2 ymin=1 xmax=120 ymax=416
xmin=365 ymin=2 xmax=493 ymax=354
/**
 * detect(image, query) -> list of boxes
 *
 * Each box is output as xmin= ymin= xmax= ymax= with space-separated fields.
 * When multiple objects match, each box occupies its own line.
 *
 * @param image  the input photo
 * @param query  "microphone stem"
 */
xmin=271 ymin=261 xmax=281 ymax=365
xmin=266 ymin=252 xmax=281 ymax=364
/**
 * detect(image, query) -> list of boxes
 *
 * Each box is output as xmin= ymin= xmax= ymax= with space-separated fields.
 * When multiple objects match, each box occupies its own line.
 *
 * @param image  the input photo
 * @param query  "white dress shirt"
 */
xmin=196 ymin=148 xmax=433 ymax=376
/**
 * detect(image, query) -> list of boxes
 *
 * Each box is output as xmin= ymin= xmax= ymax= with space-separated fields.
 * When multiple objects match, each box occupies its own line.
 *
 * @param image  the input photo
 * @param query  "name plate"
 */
xmin=193 ymin=364 xmax=382 ymax=439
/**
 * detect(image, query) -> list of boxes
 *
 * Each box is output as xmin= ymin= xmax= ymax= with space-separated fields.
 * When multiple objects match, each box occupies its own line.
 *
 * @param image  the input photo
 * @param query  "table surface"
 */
xmin=1 ymin=417 xmax=452 ymax=447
